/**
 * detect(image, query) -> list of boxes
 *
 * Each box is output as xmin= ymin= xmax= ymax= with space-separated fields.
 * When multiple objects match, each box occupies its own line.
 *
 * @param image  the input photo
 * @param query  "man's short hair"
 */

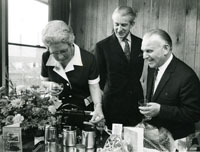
xmin=112 ymin=6 xmax=137 ymax=24
xmin=42 ymin=20 xmax=75 ymax=47
xmin=144 ymin=29 xmax=172 ymax=48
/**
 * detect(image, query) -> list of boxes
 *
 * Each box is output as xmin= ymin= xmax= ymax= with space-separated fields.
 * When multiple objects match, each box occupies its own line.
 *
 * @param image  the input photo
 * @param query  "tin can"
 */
xmin=45 ymin=126 xmax=57 ymax=142
xmin=46 ymin=141 xmax=57 ymax=152
xmin=82 ymin=130 xmax=96 ymax=149
xmin=62 ymin=128 xmax=77 ymax=146
xmin=63 ymin=146 xmax=76 ymax=152
xmin=76 ymin=144 xmax=86 ymax=152
xmin=45 ymin=124 xmax=50 ymax=144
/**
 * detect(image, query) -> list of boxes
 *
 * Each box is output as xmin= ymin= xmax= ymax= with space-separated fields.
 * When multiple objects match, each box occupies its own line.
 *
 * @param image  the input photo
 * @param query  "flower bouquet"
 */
xmin=0 ymin=84 xmax=62 ymax=134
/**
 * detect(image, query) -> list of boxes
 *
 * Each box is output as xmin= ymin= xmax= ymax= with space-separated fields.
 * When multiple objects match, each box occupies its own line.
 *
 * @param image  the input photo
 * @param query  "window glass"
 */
xmin=8 ymin=0 xmax=48 ymax=87
xmin=9 ymin=45 xmax=46 ymax=86
xmin=8 ymin=0 xmax=48 ymax=45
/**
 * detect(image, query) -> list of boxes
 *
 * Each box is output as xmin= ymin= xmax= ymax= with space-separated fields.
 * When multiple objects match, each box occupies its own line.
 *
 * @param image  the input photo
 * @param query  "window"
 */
xmin=8 ymin=0 xmax=48 ymax=86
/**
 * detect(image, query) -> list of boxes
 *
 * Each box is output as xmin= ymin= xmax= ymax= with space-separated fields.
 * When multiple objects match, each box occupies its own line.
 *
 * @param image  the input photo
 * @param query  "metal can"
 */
xmin=46 ymin=141 xmax=57 ymax=152
xmin=76 ymin=144 xmax=86 ymax=152
xmin=82 ymin=130 xmax=96 ymax=149
xmin=45 ymin=126 xmax=57 ymax=142
xmin=63 ymin=146 xmax=76 ymax=152
xmin=62 ymin=128 xmax=77 ymax=146
xmin=45 ymin=124 xmax=50 ymax=144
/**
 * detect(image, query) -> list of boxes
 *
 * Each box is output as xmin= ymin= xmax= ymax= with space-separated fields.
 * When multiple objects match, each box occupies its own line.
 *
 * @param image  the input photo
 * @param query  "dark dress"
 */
xmin=41 ymin=47 xmax=99 ymax=111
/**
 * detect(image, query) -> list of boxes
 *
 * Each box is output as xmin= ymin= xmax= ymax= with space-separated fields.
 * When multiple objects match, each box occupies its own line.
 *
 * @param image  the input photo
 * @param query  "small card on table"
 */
xmin=123 ymin=127 xmax=144 ymax=152
xmin=2 ymin=126 xmax=22 ymax=152
xmin=112 ymin=123 xmax=123 ymax=137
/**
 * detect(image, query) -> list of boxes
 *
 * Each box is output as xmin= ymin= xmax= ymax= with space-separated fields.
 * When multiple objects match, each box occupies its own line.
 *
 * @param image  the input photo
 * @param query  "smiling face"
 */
xmin=112 ymin=12 xmax=134 ymax=40
xmin=49 ymin=42 xmax=74 ymax=64
xmin=141 ymin=35 xmax=171 ymax=68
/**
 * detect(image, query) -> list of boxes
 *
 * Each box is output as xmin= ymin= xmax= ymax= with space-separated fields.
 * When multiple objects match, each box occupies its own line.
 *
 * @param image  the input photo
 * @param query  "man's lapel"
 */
xmin=130 ymin=34 xmax=142 ymax=62
xmin=152 ymin=57 xmax=176 ymax=101
xmin=110 ymin=34 xmax=128 ymax=62
xmin=152 ymin=72 xmax=171 ymax=101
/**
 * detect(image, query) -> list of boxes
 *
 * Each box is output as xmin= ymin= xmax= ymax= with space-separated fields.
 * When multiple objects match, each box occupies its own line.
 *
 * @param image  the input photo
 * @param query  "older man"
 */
xmin=140 ymin=29 xmax=200 ymax=139
xmin=95 ymin=6 xmax=144 ymax=128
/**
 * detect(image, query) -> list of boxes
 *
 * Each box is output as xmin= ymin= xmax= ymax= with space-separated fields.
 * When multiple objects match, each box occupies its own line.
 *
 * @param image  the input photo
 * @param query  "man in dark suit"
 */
xmin=139 ymin=29 xmax=200 ymax=140
xmin=95 ymin=6 xmax=144 ymax=129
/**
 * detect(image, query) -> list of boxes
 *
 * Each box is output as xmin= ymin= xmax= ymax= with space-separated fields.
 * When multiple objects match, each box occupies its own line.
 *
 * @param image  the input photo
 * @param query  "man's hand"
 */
xmin=139 ymin=102 xmax=161 ymax=118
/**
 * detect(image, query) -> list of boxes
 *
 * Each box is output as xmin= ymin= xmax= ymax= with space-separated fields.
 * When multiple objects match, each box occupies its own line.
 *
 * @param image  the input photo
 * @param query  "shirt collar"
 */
xmin=46 ymin=43 xmax=83 ymax=69
xmin=46 ymin=54 xmax=58 ymax=67
xmin=117 ymin=32 xmax=131 ymax=42
xmin=158 ymin=53 xmax=173 ymax=72
xmin=126 ymin=33 xmax=131 ymax=42
xmin=65 ymin=44 xmax=82 ymax=72
xmin=69 ymin=43 xmax=83 ymax=66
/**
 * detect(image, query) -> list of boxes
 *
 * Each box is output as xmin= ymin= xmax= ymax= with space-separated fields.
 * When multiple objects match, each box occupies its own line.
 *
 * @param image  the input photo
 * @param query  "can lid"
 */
xmin=76 ymin=144 xmax=86 ymax=149
xmin=48 ymin=126 xmax=56 ymax=130
xmin=63 ymin=129 xmax=76 ymax=134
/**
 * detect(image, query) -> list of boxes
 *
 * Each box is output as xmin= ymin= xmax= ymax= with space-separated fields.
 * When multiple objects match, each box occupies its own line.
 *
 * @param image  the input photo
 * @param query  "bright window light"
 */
xmin=8 ymin=0 xmax=48 ymax=87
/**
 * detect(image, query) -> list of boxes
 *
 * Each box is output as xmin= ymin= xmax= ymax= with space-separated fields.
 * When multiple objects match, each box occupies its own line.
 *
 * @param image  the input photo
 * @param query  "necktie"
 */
xmin=151 ymin=68 xmax=159 ymax=100
xmin=123 ymin=38 xmax=131 ymax=61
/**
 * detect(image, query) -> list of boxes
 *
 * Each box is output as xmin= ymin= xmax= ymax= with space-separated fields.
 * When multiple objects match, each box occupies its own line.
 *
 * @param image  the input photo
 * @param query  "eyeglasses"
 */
xmin=48 ymin=43 xmax=73 ymax=56
xmin=50 ymin=49 xmax=68 ymax=55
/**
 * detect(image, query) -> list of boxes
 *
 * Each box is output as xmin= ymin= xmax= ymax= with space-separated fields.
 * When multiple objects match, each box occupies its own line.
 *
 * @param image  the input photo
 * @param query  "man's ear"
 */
xmin=131 ymin=21 xmax=135 ymax=27
xmin=163 ymin=44 xmax=171 ymax=55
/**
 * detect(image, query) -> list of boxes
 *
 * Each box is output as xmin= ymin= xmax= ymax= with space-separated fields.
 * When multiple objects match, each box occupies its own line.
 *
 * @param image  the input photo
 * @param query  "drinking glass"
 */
xmin=138 ymin=99 xmax=152 ymax=121
xmin=49 ymin=82 xmax=64 ymax=97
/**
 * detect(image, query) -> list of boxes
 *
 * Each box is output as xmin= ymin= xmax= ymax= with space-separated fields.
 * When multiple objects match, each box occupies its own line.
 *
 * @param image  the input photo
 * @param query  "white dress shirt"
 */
xmin=153 ymin=53 xmax=173 ymax=94
xmin=118 ymin=33 xmax=131 ymax=52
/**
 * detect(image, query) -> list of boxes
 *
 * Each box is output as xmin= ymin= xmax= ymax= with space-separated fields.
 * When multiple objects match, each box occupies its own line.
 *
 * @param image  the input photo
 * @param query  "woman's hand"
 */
xmin=90 ymin=103 xmax=104 ymax=124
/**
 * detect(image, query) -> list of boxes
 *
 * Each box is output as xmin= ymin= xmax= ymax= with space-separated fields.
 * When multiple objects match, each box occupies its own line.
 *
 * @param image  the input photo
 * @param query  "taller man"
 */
xmin=94 ymin=6 xmax=144 ymax=128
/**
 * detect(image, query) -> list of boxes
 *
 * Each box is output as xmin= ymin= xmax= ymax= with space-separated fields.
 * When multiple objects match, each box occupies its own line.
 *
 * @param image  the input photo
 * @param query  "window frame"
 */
xmin=1 ymin=0 xmax=48 ymax=90
xmin=0 ymin=0 xmax=8 ymax=88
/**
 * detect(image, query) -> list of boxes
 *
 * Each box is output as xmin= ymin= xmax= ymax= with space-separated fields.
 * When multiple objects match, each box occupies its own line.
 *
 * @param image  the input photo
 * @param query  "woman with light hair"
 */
xmin=40 ymin=20 xmax=104 ymax=124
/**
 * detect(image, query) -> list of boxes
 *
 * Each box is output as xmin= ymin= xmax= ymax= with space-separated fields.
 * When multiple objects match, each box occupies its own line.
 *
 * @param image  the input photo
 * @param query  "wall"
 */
xmin=0 ymin=0 xmax=8 ymax=87
xmin=70 ymin=0 xmax=200 ymax=79
xmin=48 ymin=0 xmax=70 ymax=23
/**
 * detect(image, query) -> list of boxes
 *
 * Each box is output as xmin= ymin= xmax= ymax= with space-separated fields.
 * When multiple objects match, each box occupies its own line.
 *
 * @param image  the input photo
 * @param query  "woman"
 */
xmin=40 ymin=20 xmax=104 ymax=124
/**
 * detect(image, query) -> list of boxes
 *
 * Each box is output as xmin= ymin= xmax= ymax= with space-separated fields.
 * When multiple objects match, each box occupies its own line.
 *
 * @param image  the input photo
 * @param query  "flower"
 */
xmin=13 ymin=114 xmax=24 ymax=124
xmin=0 ymin=85 xmax=61 ymax=130
xmin=11 ymin=98 xmax=25 ymax=108
xmin=48 ymin=105 xmax=57 ymax=114
xmin=5 ymin=115 xmax=14 ymax=125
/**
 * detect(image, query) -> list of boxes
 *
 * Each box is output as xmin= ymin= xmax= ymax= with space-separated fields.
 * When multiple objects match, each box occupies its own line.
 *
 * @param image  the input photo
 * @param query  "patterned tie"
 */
xmin=151 ymin=68 xmax=159 ymax=100
xmin=123 ymin=38 xmax=131 ymax=61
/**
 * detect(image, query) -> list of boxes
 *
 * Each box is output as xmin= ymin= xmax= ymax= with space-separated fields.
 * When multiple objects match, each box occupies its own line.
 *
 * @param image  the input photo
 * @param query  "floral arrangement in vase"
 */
xmin=0 ymin=83 xmax=62 ymax=131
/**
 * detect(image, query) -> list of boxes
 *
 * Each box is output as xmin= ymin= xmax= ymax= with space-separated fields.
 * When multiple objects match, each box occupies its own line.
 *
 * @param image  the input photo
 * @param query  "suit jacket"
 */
xmin=95 ymin=33 xmax=144 ymax=128
xmin=147 ymin=55 xmax=200 ymax=139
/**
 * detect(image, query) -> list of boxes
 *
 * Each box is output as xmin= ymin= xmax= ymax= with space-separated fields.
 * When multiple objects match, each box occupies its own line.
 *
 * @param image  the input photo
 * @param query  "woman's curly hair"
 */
xmin=42 ymin=20 xmax=75 ymax=47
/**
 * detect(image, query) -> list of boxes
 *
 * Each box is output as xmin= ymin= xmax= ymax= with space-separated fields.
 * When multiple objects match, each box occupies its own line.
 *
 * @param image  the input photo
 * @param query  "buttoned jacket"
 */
xmin=146 ymin=56 xmax=200 ymax=139
xmin=95 ymin=33 xmax=144 ymax=127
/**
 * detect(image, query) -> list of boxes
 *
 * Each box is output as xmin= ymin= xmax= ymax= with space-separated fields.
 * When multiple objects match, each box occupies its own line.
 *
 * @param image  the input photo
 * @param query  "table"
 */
xmin=3 ymin=130 xmax=199 ymax=152
xmin=32 ymin=143 xmax=97 ymax=152
xmin=31 ymin=132 xmax=108 ymax=152
xmin=0 ymin=130 xmax=108 ymax=152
